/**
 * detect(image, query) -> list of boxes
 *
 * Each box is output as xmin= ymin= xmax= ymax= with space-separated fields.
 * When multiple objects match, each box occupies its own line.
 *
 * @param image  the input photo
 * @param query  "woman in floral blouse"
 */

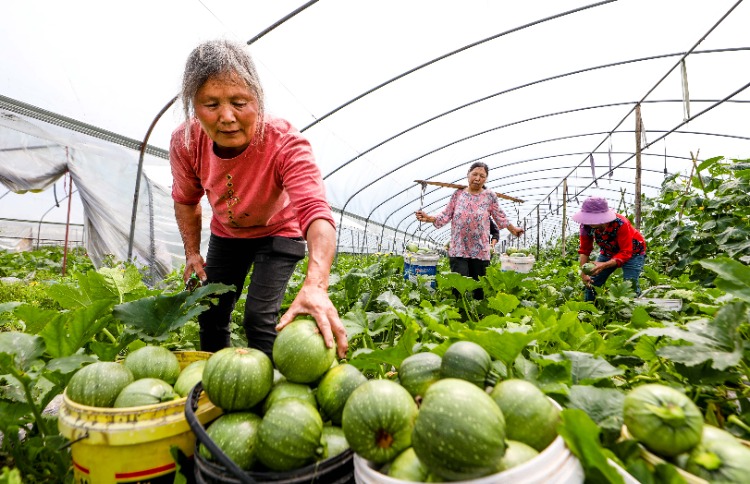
xmin=573 ymin=197 xmax=647 ymax=301
xmin=415 ymin=162 xmax=524 ymax=298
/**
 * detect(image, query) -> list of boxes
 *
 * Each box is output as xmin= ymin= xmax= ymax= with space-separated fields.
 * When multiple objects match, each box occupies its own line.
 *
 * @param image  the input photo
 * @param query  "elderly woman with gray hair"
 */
xmin=169 ymin=39 xmax=347 ymax=359
xmin=415 ymin=162 xmax=524 ymax=298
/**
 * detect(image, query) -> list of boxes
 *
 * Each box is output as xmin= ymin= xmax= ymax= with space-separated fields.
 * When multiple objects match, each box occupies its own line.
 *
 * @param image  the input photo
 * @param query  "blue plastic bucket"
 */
xmin=403 ymin=254 xmax=439 ymax=288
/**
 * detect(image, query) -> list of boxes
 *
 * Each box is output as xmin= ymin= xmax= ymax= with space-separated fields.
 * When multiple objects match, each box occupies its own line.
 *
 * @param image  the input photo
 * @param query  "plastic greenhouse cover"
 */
xmin=1 ymin=0 xmax=749 ymax=277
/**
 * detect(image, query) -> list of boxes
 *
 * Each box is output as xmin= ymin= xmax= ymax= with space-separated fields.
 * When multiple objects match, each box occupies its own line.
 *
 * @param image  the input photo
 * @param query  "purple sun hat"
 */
xmin=572 ymin=197 xmax=617 ymax=225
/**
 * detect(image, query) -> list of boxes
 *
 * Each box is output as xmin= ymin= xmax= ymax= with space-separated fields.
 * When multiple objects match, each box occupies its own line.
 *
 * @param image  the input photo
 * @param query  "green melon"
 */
xmin=320 ymin=426 xmax=349 ymax=459
xmin=123 ymin=345 xmax=181 ymax=385
xmin=262 ymin=381 xmax=316 ymax=415
xmin=440 ymin=340 xmax=492 ymax=388
xmin=342 ymin=379 xmax=418 ymax=464
xmin=113 ymin=378 xmax=177 ymax=408
xmin=398 ymin=352 xmax=442 ymax=398
xmin=412 ymin=378 xmax=506 ymax=481
xmin=316 ymin=363 xmax=367 ymax=425
xmin=202 ymin=347 xmax=274 ymax=411
xmin=256 ymin=398 xmax=324 ymax=471
xmin=273 ymin=318 xmax=336 ymax=383
xmin=497 ymin=440 xmax=539 ymax=471
xmin=199 ymin=412 xmax=262 ymax=471
xmin=490 ymin=379 xmax=560 ymax=451
xmin=388 ymin=447 xmax=429 ymax=481
xmin=66 ymin=361 xmax=134 ymax=408
xmin=173 ymin=359 xmax=206 ymax=397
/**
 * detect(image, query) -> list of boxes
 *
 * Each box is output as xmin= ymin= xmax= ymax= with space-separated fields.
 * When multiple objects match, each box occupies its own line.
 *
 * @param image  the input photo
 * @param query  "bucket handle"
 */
xmin=185 ymin=382 xmax=256 ymax=484
xmin=58 ymin=432 xmax=89 ymax=450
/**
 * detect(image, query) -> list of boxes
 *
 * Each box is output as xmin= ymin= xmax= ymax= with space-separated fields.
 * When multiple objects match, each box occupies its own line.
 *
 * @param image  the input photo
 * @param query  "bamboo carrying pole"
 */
xmin=634 ymin=104 xmax=643 ymax=230
xmin=413 ymin=180 xmax=524 ymax=203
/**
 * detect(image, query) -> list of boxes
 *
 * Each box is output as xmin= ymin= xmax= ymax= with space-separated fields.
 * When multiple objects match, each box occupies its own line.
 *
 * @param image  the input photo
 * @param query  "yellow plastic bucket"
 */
xmin=58 ymin=350 xmax=222 ymax=484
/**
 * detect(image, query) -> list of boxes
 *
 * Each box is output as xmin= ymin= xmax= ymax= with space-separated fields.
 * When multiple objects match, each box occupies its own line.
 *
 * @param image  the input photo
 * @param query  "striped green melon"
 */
xmin=398 ymin=352 xmax=442 ymax=398
xmin=497 ymin=440 xmax=539 ymax=471
xmin=388 ymin=448 xmax=429 ymax=481
xmin=490 ymin=379 xmax=560 ymax=452
xmin=202 ymin=347 xmax=274 ymax=411
xmin=273 ymin=318 xmax=335 ymax=383
xmin=412 ymin=378 xmax=506 ymax=481
xmin=199 ymin=412 xmax=261 ymax=471
xmin=256 ymin=398 xmax=324 ymax=471
xmin=262 ymin=381 xmax=316 ymax=414
xmin=320 ymin=426 xmax=349 ymax=459
xmin=342 ymin=379 xmax=418 ymax=464
xmin=123 ymin=345 xmax=180 ymax=384
xmin=316 ymin=363 xmax=367 ymax=425
xmin=173 ymin=359 xmax=206 ymax=397
xmin=440 ymin=340 xmax=493 ymax=388
xmin=113 ymin=378 xmax=177 ymax=408
xmin=66 ymin=361 xmax=134 ymax=407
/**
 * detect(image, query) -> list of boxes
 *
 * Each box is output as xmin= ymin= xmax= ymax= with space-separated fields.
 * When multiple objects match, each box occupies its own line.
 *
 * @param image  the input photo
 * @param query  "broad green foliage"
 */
xmin=642 ymin=156 xmax=750 ymax=281
xmin=1 ymin=161 xmax=750 ymax=484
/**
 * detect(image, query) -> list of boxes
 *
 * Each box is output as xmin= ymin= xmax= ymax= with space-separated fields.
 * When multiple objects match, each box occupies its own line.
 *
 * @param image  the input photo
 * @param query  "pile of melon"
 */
xmin=196 ymin=318 xmax=365 ymax=473
xmin=65 ymin=345 xmax=205 ymax=408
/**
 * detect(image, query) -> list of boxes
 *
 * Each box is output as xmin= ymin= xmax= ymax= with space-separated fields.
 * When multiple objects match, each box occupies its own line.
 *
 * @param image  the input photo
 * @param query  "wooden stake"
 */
xmin=634 ymin=104 xmax=643 ymax=230
xmin=561 ymin=179 xmax=568 ymax=257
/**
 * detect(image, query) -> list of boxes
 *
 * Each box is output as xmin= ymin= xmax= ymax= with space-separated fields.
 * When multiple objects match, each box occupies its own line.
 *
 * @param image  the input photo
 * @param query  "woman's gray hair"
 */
xmin=468 ymin=162 xmax=489 ymax=175
xmin=180 ymin=39 xmax=265 ymax=147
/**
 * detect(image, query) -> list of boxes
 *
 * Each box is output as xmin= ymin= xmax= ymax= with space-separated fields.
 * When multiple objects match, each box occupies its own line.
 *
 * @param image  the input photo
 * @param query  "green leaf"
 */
xmin=0 ymin=400 xmax=33 ymax=434
xmin=38 ymin=300 xmax=114 ymax=358
xmin=42 ymin=354 xmax=97 ymax=388
xmin=0 ymin=332 xmax=45 ymax=373
xmin=633 ymin=303 xmax=745 ymax=370
xmin=567 ymin=385 xmax=625 ymax=432
xmin=112 ymin=283 xmax=232 ymax=340
xmin=486 ymin=292 xmax=520 ymax=315
xmin=341 ymin=307 xmax=369 ymax=341
xmin=699 ymin=257 xmax=750 ymax=302
xmin=436 ymin=272 xmax=481 ymax=294
xmin=555 ymin=351 xmax=624 ymax=384
xmin=463 ymin=328 xmax=536 ymax=367
xmin=558 ymin=409 xmax=625 ymax=484
xmin=12 ymin=305 xmax=60 ymax=335
xmin=375 ymin=291 xmax=405 ymax=311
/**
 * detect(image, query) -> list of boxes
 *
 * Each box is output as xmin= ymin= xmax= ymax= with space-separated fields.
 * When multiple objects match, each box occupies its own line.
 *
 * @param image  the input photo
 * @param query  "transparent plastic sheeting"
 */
xmin=1 ymin=0 xmax=749 ymax=270
xmin=0 ymin=109 xmax=183 ymax=281
xmin=0 ymin=108 xmax=415 ymax=280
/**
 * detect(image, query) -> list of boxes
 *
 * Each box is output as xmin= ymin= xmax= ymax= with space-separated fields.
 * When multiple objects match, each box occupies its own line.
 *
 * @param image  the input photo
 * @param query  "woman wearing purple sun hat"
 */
xmin=572 ymin=197 xmax=647 ymax=302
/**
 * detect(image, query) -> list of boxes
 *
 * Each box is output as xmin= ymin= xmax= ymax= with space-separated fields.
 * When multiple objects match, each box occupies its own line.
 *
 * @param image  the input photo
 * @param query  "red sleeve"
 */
xmin=578 ymin=225 xmax=594 ymax=255
xmin=169 ymin=124 xmax=204 ymax=205
xmin=276 ymin=133 xmax=336 ymax=236
xmin=611 ymin=221 xmax=635 ymax=267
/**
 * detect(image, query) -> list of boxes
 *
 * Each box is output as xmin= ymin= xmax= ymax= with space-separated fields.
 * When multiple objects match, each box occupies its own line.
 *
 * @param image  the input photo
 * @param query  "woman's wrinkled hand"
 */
xmin=276 ymin=283 xmax=348 ymax=359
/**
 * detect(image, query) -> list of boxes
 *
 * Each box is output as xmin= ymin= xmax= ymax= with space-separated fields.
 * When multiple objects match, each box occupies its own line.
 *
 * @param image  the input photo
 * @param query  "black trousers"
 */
xmin=449 ymin=256 xmax=490 ymax=299
xmin=198 ymin=234 xmax=304 ymax=359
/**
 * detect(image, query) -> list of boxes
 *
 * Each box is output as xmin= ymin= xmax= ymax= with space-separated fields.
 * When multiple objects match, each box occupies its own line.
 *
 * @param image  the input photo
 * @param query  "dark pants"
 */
xmin=584 ymin=254 xmax=646 ymax=302
xmin=449 ymin=257 xmax=490 ymax=299
xmin=198 ymin=234 xmax=304 ymax=359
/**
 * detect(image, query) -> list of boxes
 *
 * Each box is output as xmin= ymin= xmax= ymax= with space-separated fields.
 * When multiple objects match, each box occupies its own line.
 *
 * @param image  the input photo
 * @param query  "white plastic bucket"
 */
xmin=353 ymin=397 xmax=584 ymax=484
xmin=354 ymin=433 xmax=583 ymax=483
xmin=500 ymin=255 xmax=535 ymax=273
xmin=403 ymin=253 xmax=440 ymax=288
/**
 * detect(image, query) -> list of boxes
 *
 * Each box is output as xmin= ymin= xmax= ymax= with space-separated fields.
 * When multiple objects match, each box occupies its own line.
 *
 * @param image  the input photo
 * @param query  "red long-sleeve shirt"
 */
xmin=170 ymin=116 xmax=335 ymax=239
xmin=578 ymin=214 xmax=646 ymax=267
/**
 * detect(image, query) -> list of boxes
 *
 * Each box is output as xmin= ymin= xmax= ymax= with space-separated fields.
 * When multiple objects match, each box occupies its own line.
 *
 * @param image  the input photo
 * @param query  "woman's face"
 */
xmin=467 ymin=167 xmax=488 ymax=191
xmin=193 ymin=72 xmax=259 ymax=157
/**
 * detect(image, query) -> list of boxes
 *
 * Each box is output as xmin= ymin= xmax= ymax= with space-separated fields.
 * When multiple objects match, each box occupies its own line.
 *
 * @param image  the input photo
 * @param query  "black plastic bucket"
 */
xmin=185 ymin=382 xmax=354 ymax=484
